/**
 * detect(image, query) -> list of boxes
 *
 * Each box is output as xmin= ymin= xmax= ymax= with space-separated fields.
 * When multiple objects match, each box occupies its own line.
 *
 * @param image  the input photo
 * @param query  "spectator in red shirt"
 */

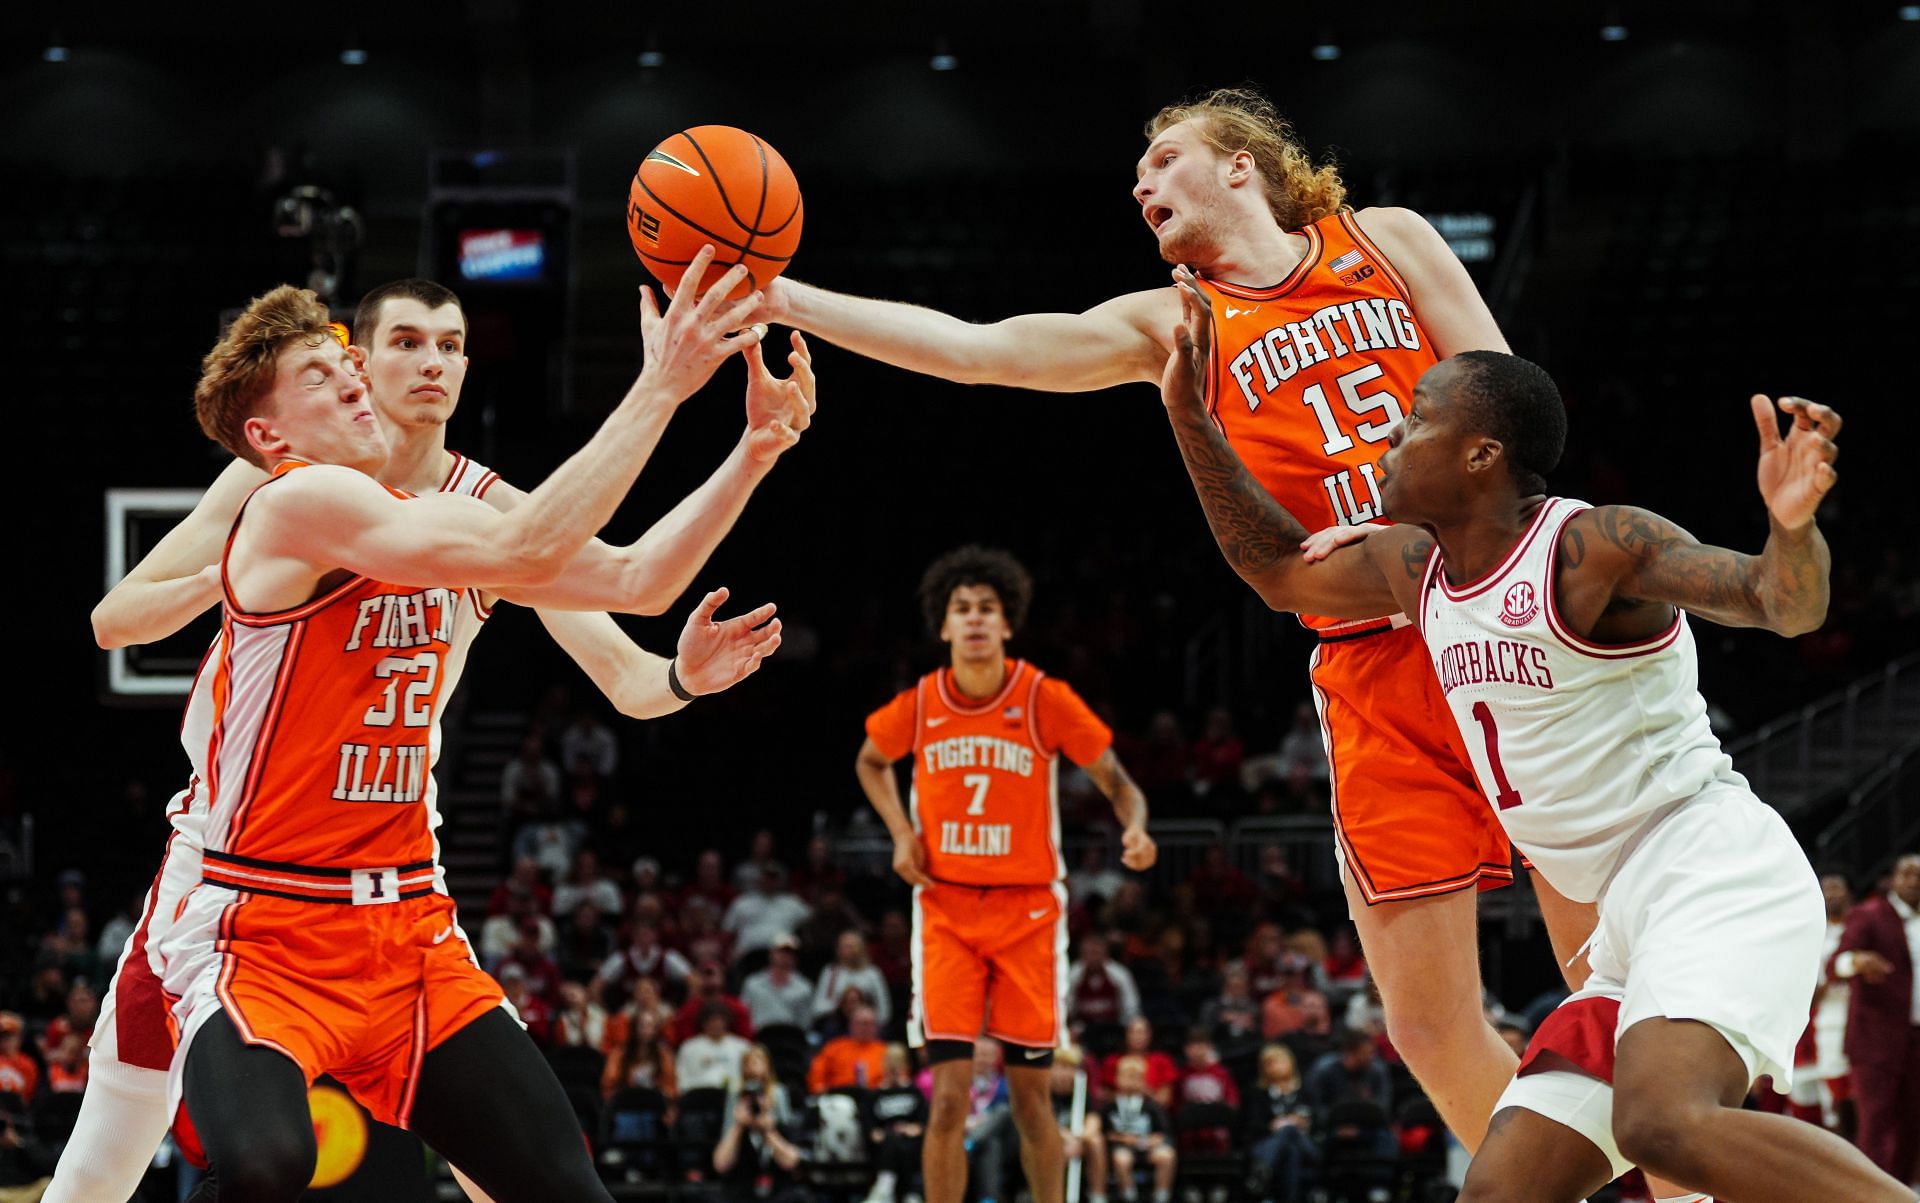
xmin=498 ymin=964 xmax=552 ymax=1047
xmin=1186 ymin=843 xmax=1257 ymax=918
xmin=1173 ymin=1028 xmax=1239 ymax=1154
xmin=671 ymin=960 xmax=752 ymax=1043
xmin=594 ymin=920 xmax=691 ymax=1010
xmin=1323 ymin=927 xmax=1367 ymax=987
xmin=501 ymin=916 xmax=565 ymax=1007
xmin=1122 ymin=710 xmax=1191 ymax=801
xmin=1101 ymin=1017 xmax=1177 ymax=1108
xmin=39 ymin=979 xmax=96 ymax=1060
xmin=1232 ymin=923 xmax=1290 ymax=1000
xmin=44 ymin=1029 xmax=89 ymax=1095
xmin=487 ymin=856 xmax=552 ymax=916
xmin=671 ymin=894 xmax=735 ymax=966
xmin=678 ymin=848 xmax=738 ymax=914
xmin=0 ymin=1014 xmax=37 ymax=1103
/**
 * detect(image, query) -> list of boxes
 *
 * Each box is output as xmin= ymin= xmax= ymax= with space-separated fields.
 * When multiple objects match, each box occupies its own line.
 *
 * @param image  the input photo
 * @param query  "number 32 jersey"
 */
xmin=198 ymin=461 xmax=463 ymax=876
xmin=865 ymin=661 xmax=1111 ymax=887
xmin=1416 ymin=498 xmax=1736 ymax=902
xmin=1199 ymin=209 xmax=1434 ymax=633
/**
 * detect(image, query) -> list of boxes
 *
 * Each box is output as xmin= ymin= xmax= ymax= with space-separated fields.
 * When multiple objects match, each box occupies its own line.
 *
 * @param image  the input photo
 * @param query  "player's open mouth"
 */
xmin=1146 ymin=206 xmax=1174 ymax=232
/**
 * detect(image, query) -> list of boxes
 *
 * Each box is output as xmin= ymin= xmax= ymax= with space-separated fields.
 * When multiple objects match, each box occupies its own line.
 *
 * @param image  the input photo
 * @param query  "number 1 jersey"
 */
xmin=866 ymin=660 xmax=1110 ymax=887
xmin=1199 ymin=208 xmax=1436 ymax=633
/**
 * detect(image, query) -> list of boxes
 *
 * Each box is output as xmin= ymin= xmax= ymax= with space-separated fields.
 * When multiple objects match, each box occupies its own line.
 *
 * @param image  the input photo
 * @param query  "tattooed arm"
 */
xmin=1568 ymin=397 xmax=1837 ymax=636
xmin=1160 ymin=270 xmax=1423 ymax=620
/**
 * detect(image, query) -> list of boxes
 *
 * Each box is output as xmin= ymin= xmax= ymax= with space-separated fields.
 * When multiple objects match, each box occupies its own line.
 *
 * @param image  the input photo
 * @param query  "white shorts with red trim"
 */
xmin=93 ymin=813 xmax=207 ymax=1075
xmin=1495 ymin=1067 xmax=1631 ymax=1180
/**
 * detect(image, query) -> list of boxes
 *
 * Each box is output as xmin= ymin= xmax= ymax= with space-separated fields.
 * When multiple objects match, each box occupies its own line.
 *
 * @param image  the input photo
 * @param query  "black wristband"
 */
xmin=666 ymin=658 xmax=697 ymax=703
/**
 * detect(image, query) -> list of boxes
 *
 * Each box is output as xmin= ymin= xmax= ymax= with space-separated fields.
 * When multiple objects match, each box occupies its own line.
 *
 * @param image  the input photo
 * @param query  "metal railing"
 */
xmin=1814 ymin=750 xmax=1920 ymax=877
xmin=1728 ymin=652 xmax=1920 ymax=814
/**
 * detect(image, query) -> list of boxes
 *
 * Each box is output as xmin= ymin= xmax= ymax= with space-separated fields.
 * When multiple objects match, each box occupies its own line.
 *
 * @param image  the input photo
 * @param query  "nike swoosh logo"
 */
xmin=644 ymin=149 xmax=701 ymax=177
xmin=1024 ymin=1047 xmax=1050 ymax=1060
xmin=1028 ymin=908 xmax=1049 ymax=920
xmin=1225 ymin=306 xmax=1255 ymax=318
xmin=432 ymin=925 xmax=455 ymax=945
xmin=926 ymin=716 xmax=950 ymax=727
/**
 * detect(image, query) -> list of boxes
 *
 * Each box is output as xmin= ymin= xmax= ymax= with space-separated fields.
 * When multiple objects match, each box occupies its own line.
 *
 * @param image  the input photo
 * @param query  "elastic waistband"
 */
xmin=201 ymin=850 xmax=438 ymax=905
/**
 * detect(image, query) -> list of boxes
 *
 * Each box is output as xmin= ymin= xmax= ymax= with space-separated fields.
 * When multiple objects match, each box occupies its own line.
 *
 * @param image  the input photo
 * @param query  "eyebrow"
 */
xmin=1135 ymin=137 xmax=1176 ymax=178
xmin=386 ymin=324 xmax=464 ymax=341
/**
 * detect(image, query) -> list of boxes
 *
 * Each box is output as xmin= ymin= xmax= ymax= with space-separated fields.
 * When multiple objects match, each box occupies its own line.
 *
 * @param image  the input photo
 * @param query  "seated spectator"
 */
xmin=511 ymin=806 xmax=584 ymax=881
xmin=1101 ymin=1055 xmax=1176 ymax=1203
xmin=1275 ymin=703 xmax=1329 ymax=801
xmin=672 ymin=894 xmax=735 ymax=966
xmin=964 ymin=1039 xmax=1014 ymax=1203
xmin=1281 ymin=931 xmax=1334 ymax=996
xmin=1260 ymin=954 xmax=1329 ymax=1040
xmin=1243 ymin=1044 xmax=1318 ymax=1203
xmin=481 ymin=881 xmax=554 ymax=969
xmin=552 ymin=848 xmax=625 ymax=919
xmin=1070 ymin=934 xmax=1142 ymax=1035
xmin=560 ymin=706 xmax=618 ymax=782
xmin=1199 ymin=963 xmax=1263 ymax=1062
xmin=500 ymin=917 xmax=565 ymax=1006
xmin=1306 ymin=1031 xmax=1392 ymax=1115
xmin=742 ymin=933 xmax=814 ymax=1031
xmin=712 ymin=1043 xmax=804 ymax=1203
xmin=556 ymin=902 xmax=615 ymax=983
xmin=1343 ymin=974 xmax=1389 ymax=1051
xmin=486 ymin=856 xmax=552 ymax=916
xmin=40 ymin=904 xmax=100 ymax=988
xmin=1282 ymin=993 xmax=1336 ymax=1072
xmin=871 ymin=909 xmax=913 ymax=995
xmin=500 ymin=731 xmax=561 ymax=822
xmin=795 ymin=886 xmax=868 ymax=971
xmin=39 ymin=980 xmax=96 ymax=1058
xmin=497 ymin=964 xmax=552 ymax=1047
xmin=731 ymin=828 xmax=785 ymax=894
xmin=1101 ymin=1017 xmax=1177 ymax=1108
xmin=678 ymin=1003 xmax=752 ymax=1092
xmin=723 ymin=866 xmax=813 ymax=963
xmin=602 ymin=1005 xmax=677 ymax=1102
xmin=95 ymin=895 xmax=138 ymax=973
xmin=671 ymin=960 xmax=753 ymax=1043
xmin=1124 ymin=710 xmax=1191 ymax=802
xmin=602 ymin=976 xmax=676 ymax=1060
xmin=0 ymin=1014 xmax=37 ymax=1103
xmin=1050 ymin=1047 xmax=1107 ymax=1203
xmin=595 ymin=920 xmax=692 ymax=1010
xmin=1172 ymin=1027 xmax=1238 ymax=1154
xmin=1322 ymin=928 xmax=1367 ymax=988
xmin=1189 ymin=707 xmax=1245 ymax=797
xmin=629 ymin=855 xmax=663 ymax=902
xmin=811 ymin=929 xmax=891 ymax=1032
xmin=677 ymin=848 xmax=738 ymax=914
xmin=809 ymin=1004 xmax=887 ymax=1093
xmin=790 ymin=834 xmax=847 ymax=904
xmin=1233 ymin=923 xmax=1290 ymax=999
xmin=1068 ymin=844 xmax=1128 ymax=909
xmin=21 ymin=967 xmax=68 ymax=1026
xmin=1254 ymin=847 xmax=1310 ymax=926
xmin=552 ymin=980 xmax=608 ymax=1051
xmin=860 ymin=1043 xmax=927 ymax=1203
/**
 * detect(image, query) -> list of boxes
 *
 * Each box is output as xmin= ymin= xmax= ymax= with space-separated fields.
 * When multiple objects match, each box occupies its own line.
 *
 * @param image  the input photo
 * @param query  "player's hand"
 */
xmin=1300 ymin=524 xmax=1373 ymax=562
xmin=742 ymin=330 xmax=816 ymax=465
xmin=891 ymin=830 xmax=934 ymax=889
xmin=1120 ymin=825 xmax=1157 ymax=871
xmin=1160 ymin=266 xmax=1214 ymax=410
xmin=1753 ymin=395 xmax=1840 ymax=531
xmin=672 ymin=587 xmax=782 ymax=698
xmin=637 ymin=245 xmax=766 ymax=406
xmin=1853 ymin=950 xmax=1895 ymax=984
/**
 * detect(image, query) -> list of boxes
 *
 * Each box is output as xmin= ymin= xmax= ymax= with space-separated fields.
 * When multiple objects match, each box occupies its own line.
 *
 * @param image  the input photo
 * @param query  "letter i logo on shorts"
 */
xmin=1500 ymin=582 xmax=1537 ymax=628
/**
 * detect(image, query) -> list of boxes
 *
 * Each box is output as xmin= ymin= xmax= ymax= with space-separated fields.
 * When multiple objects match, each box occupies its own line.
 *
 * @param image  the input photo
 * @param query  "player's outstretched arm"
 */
xmin=494 ymin=330 xmax=816 ymax=615
xmin=535 ymin=587 xmax=781 ymax=720
xmin=1353 ymin=208 xmax=1510 ymax=358
xmin=1568 ymin=397 xmax=1836 ymax=636
xmin=1161 ymin=271 xmax=1417 ymax=621
xmin=758 ymin=276 xmax=1172 ymax=392
xmin=1081 ymin=750 xmax=1156 ymax=871
xmin=854 ymin=738 xmax=932 ymax=889
xmin=91 ymin=457 xmax=267 ymax=647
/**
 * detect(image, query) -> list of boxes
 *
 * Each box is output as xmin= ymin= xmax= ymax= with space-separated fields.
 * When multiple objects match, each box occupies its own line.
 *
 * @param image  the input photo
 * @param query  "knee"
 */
xmin=212 ymin=1125 xmax=316 ymax=1202
xmin=1612 ymin=1102 xmax=1708 ymax=1181
xmin=927 ymin=1089 xmax=969 ymax=1131
xmin=1455 ymin=1179 xmax=1532 ymax=1203
xmin=1381 ymin=997 xmax=1481 ymax=1067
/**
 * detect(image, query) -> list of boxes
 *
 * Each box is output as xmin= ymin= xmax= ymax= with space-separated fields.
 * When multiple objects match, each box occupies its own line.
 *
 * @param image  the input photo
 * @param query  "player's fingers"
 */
xmin=697 ymin=267 xmax=751 ymax=322
xmin=733 ymin=601 xmax=777 ymax=629
xmin=742 ymin=337 xmax=768 ymax=377
xmin=693 ymin=586 xmax=730 ymax=621
xmin=790 ymin=329 xmax=810 ymax=360
xmin=1798 ymin=399 xmax=1841 ymax=439
xmin=638 ymin=285 xmax=662 ymax=333
xmin=1751 ymin=395 xmax=1782 ymax=451
xmin=1812 ymin=435 xmax=1838 ymax=465
xmin=715 ymin=290 xmax=766 ymax=335
xmin=672 ymin=248 xmax=718 ymax=312
xmin=1814 ymin=462 xmax=1838 ymax=493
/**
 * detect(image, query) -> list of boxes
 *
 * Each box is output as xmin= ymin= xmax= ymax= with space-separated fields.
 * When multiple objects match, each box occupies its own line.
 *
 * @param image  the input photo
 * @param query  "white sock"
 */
xmin=41 ymin=1056 xmax=173 ymax=1203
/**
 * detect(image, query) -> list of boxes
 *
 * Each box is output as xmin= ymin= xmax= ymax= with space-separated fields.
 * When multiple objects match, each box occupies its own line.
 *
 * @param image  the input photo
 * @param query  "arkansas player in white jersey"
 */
xmin=55 ymin=257 xmax=809 ymax=1203
xmin=1156 ymin=279 xmax=1909 ymax=1203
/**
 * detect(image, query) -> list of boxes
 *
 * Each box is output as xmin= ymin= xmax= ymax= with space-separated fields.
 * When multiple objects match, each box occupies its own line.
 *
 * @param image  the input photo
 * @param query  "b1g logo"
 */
xmin=1500 ymin=582 xmax=1537 ymax=628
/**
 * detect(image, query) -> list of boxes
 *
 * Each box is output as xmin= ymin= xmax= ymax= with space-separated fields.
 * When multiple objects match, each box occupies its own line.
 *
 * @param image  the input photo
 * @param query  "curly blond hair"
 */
xmin=1146 ymin=87 xmax=1346 ymax=232
xmin=194 ymin=285 xmax=336 ymax=466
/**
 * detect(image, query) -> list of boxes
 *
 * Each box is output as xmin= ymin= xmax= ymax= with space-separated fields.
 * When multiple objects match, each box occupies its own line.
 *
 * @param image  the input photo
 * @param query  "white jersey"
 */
xmin=1417 ymin=497 xmax=1736 ymax=902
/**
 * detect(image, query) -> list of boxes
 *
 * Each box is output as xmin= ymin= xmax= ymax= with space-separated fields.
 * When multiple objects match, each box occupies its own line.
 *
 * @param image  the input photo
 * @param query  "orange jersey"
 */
xmin=1200 ymin=209 xmax=1439 ymax=632
xmin=866 ymin=660 xmax=1110 ymax=887
xmin=200 ymin=462 xmax=459 ymax=884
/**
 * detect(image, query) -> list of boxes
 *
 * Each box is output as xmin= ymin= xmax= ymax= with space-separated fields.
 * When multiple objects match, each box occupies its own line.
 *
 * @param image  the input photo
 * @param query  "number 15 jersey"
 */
xmin=1199 ymin=209 xmax=1436 ymax=633
xmin=865 ymin=660 xmax=1111 ymax=887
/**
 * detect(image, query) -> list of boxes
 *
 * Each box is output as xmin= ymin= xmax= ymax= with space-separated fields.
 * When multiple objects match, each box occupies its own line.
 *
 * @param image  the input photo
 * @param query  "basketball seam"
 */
xmin=632 ymin=174 xmax=758 ymax=257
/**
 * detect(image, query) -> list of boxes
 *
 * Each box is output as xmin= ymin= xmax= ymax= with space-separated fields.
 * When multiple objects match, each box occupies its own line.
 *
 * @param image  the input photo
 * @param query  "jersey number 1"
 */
xmin=1469 ymin=702 xmax=1524 ymax=810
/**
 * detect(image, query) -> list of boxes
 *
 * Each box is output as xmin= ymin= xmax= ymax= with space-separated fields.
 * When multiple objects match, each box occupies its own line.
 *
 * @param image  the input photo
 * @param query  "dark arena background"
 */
xmin=2 ymin=1 xmax=1917 ymax=1200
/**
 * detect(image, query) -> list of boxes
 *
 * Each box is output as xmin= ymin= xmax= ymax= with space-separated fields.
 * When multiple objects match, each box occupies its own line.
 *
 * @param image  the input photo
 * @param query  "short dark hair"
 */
xmin=1447 ymin=350 xmax=1566 ymax=496
xmin=917 ymin=545 xmax=1033 ymax=638
xmin=352 ymin=278 xmax=465 ymax=346
xmin=1339 ymin=1029 xmax=1375 ymax=1055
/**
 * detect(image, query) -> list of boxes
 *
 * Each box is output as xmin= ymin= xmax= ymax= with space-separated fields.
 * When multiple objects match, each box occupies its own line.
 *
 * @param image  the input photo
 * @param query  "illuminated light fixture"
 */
xmin=1311 ymin=42 xmax=1341 ymax=60
xmin=341 ymin=47 xmax=368 ymax=65
xmin=930 ymin=37 xmax=956 ymax=70
xmin=638 ymin=49 xmax=665 ymax=67
xmin=43 ymin=44 xmax=69 ymax=62
xmin=1901 ymin=4 xmax=1920 ymax=19
xmin=1600 ymin=23 xmax=1628 ymax=40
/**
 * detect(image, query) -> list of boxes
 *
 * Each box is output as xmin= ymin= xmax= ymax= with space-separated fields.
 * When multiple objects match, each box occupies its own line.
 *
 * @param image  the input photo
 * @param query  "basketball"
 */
xmin=627 ymin=125 xmax=803 ymax=300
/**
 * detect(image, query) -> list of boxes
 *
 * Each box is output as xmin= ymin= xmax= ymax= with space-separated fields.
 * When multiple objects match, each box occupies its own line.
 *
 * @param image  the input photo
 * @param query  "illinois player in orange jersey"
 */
xmin=153 ymin=260 xmax=779 ymax=1203
xmin=750 ymin=85 xmax=1629 ymax=1169
xmin=52 ymin=265 xmax=812 ymax=1203
xmin=856 ymin=546 xmax=1157 ymax=1203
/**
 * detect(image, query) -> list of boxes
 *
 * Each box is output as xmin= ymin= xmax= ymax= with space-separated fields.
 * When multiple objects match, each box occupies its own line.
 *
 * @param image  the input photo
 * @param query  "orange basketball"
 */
xmin=627 ymin=125 xmax=803 ymax=300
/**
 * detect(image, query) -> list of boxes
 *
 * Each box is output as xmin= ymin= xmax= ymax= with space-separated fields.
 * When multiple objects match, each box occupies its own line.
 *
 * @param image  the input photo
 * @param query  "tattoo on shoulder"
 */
xmin=1399 ymin=534 xmax=1435 ymax=581
xmin=1559 ymin=524 xmax=1586 ymax=568
xmin=1592 ymin=506 xmax=1685 ymax=562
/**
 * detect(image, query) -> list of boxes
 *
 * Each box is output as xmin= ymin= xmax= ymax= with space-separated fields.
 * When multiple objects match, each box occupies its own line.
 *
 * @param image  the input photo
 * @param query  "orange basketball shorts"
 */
xmin=910 ymin=881 xmax=1066 ymax=1051
xmin=163 ymin=882 xmax=504 ymax=1129
xmin=1309 ymin=622 xmax=1513 ymax=904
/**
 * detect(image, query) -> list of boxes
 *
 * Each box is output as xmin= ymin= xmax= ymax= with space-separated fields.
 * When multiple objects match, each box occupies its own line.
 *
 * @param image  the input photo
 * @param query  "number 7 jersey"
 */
xmin=1199 ymin=209 xmax=1433 ymax=632
xmin=198 ymin=461 xmax=463 ymax=879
